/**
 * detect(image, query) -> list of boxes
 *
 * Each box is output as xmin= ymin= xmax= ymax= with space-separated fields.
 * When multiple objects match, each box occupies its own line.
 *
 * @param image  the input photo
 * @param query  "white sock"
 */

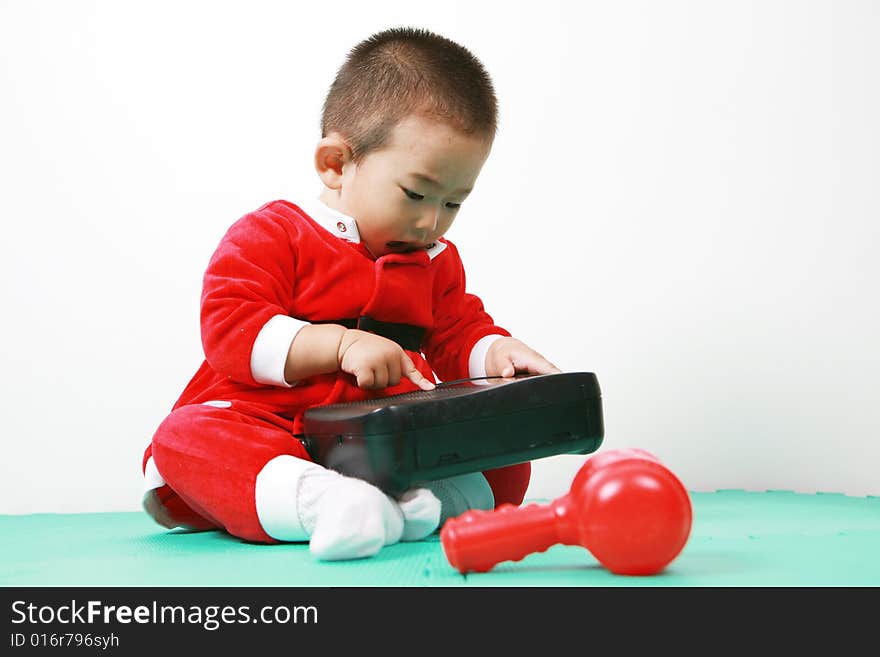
xmin=397 ymin=488 xmax=442 ymax=541
xmin=256 ymin=457 xmax=443 ymax=560
xmin=299 ymin=468 xmax=405 ymax=561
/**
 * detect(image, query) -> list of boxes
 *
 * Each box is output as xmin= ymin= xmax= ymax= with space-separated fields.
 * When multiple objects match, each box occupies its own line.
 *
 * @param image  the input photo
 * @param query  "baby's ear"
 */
xmin=314 ymin=134 xmax=352 ymax=189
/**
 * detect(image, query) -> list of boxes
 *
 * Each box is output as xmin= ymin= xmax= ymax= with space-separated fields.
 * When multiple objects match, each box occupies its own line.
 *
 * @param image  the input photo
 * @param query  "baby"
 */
xmin=142 ymin=26 xmax=560 ymax=560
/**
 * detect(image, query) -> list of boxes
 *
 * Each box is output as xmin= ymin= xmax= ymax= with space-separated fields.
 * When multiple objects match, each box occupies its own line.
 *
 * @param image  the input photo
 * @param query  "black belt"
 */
xmin=313 ymin=316 xmax=426 ymax=352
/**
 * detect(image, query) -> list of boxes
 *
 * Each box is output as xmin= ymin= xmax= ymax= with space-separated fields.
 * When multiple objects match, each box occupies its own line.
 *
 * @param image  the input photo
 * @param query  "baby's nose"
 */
xmin=413 ymin=212 xmax=438 ymax=238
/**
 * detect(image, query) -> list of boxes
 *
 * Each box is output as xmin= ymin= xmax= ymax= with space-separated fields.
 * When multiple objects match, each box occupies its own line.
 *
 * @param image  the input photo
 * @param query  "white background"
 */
xmin=1 ymin=0 xmax=877 ymax=514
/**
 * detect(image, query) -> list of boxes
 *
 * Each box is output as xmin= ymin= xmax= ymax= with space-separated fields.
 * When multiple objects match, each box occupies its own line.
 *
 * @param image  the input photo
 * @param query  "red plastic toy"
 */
xmin=440 ymin=448 xmax=693 ymax=575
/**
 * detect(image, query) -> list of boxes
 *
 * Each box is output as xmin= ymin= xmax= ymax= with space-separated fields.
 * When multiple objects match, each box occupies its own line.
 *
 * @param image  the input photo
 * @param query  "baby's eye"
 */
xmin=402 ymin=187 xmax=424 ymax=201
xmin=445 ymin=202 xmax=462 ymax=209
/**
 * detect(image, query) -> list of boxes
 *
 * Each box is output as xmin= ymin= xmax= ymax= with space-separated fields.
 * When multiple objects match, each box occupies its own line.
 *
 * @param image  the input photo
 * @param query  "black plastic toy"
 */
xmin=300 ymin=372 xmax=604 ymax=495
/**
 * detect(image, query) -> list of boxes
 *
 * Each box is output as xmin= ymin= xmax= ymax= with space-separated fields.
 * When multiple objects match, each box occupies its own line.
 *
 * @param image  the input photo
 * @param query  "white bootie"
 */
xmin=254 ymin=456 xmax=443 ymax=561
xmin=397 ymin=487 xmax=442 ymax=541
xmin=298 ymin=466 xmax=441 ymax=561
xmin=307 ymin=476 xmax=403 ymax=560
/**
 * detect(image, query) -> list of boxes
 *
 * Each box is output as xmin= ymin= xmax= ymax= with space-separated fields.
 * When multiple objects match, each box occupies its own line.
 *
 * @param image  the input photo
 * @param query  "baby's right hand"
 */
xmin=337 ymin=329 xmax=435 ymax=391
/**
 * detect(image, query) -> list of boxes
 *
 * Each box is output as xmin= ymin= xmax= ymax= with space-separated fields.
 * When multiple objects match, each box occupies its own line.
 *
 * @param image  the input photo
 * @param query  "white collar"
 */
xmin=296 ymin=193 xmax=448 ymax=260
xmin=296 ymin=194 xmax=361 ymax=243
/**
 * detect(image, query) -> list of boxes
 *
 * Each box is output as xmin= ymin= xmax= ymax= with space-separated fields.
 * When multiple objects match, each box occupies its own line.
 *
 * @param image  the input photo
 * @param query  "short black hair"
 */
xmin=321 ymin=26 xmax=498 ymax=162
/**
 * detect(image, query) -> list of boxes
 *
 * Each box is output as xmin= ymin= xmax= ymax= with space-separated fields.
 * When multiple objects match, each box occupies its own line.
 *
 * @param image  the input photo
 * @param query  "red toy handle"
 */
xmin=440 ymin=448 xmax=693 ymax=576
xmin=440 ymin=503 xmax=563 ymax=573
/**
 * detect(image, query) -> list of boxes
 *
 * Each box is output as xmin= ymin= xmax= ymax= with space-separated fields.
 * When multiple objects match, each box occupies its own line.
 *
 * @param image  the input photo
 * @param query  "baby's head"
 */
xmin=315 ymin=27 xmax=498 ymax=258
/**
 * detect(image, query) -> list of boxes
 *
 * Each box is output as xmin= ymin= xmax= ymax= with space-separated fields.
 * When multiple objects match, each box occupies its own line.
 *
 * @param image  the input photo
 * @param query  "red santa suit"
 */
xmin=142 ymin=196 xmax=531 ymax=543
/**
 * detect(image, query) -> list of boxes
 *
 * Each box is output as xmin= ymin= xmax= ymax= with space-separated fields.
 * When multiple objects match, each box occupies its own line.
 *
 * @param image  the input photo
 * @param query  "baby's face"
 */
xmin=335 ymin=114 xmax=492 ymax=258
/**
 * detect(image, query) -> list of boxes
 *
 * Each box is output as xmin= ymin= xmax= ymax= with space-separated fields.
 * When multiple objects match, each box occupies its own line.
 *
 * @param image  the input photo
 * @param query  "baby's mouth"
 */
xmin=386 ymin=241 xmax=421 ymax=253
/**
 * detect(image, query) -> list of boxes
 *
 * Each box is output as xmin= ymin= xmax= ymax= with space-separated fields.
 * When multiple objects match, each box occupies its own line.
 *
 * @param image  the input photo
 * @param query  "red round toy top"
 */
xmin=567 ymin=451 xmax=692 ymax=575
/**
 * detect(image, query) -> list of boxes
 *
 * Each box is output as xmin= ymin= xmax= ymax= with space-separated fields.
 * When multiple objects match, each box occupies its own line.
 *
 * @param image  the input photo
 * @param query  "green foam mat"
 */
xmin=2 ymin=491 xmax=878 ymax=586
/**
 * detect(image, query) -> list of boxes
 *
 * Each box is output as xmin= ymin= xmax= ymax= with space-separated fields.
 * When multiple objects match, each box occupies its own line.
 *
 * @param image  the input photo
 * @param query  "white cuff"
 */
xmin=250 ymin=314 xmax=309 ymax=387
xmin=254 ymin=455 xmax=320 ymax=542
xmin=143 ymin=456 xmax=165 ymax=491
xmin=468 ymin=334 xmax=506 ymax=379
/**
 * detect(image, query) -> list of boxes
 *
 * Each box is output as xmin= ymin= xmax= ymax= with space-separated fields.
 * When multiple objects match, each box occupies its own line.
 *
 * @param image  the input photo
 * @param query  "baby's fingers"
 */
xmin=501 ymin=360 xmax=517 ymax=378
xmin=401 ymin=354 xmax=435 ymax=391
xmin=505 ymin=354 xmax=561 ymax=377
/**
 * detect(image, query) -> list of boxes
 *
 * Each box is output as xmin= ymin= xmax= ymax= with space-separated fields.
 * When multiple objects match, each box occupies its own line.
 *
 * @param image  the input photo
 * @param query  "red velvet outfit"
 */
xmin=142 ymin=197 xmax=531 ymax=543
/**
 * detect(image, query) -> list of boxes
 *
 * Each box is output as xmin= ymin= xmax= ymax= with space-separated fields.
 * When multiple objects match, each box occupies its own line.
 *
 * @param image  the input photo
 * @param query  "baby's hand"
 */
xmin=485 ymin=337 xmax=561 ymax=378
xmin=337 ymin=329 xmax=435 ymax=390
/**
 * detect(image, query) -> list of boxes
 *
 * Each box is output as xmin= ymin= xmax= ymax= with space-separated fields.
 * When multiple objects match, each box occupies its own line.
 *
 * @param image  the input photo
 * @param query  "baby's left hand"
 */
xmin=485 ymin=337 xmax=562 ymax=378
